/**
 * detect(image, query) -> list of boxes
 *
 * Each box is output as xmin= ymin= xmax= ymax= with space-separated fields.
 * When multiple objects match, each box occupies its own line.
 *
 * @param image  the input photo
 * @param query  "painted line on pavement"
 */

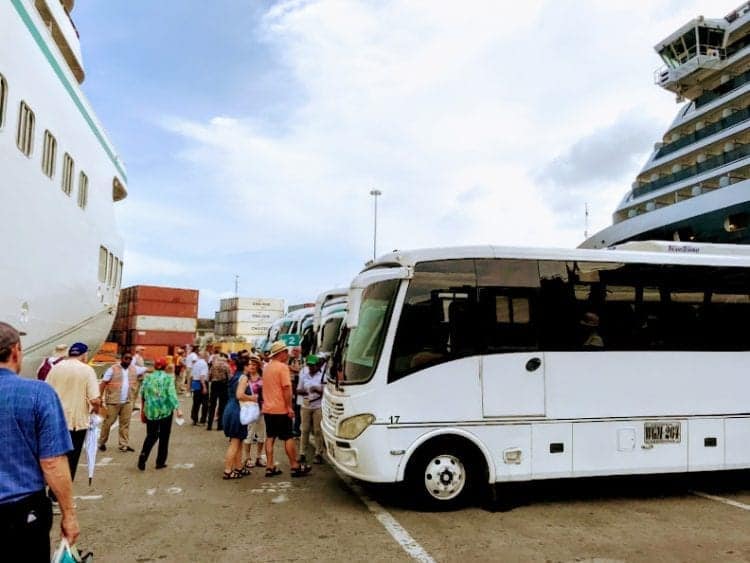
xmin=74 ymin=495 xmax=103 ymax=501
xmin=334 ymin=469 xmax=436 ymax=563
xmin=692 ymin=490 xmax=750 ymax=511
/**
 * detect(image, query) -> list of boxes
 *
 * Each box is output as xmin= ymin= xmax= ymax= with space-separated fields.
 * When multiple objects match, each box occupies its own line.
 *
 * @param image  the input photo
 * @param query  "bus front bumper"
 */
xmin=322 ymin=423 xmax=401 ymax=483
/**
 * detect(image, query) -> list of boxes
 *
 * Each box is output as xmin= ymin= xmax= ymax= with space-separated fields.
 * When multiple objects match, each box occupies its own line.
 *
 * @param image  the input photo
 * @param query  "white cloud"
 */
xmin=127 ymin=0 xmax=744 ymax=313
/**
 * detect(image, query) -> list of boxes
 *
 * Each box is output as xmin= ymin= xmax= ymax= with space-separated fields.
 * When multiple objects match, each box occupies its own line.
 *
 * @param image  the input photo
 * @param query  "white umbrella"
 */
xmin=84 ymin=413 xmax=103 ymax=486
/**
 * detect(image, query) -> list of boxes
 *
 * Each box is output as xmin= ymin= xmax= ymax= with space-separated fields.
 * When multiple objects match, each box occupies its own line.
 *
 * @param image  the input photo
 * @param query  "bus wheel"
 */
xmin=407 ymin=438 xmax=480 ymax=509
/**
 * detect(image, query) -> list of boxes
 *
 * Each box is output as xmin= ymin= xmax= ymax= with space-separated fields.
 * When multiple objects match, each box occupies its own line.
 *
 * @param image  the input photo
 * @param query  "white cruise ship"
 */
xmin=582 ymin=3 xmax=750 ymax=249
xmin=1 ymin=1 xmax=127 ymax=376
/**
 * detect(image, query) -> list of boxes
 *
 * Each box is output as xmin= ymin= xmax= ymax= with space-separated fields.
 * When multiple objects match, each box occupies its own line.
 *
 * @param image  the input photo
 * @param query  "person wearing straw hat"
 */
xmin=0 ymin=322 xmax=79 ymax=557
xmin=261 ymin=341 xmax=311 ymax=478
xmin=46 ymin=342 xmax=102 ymax=507
xmin=36 ymin=343 xmax=68 ymax=381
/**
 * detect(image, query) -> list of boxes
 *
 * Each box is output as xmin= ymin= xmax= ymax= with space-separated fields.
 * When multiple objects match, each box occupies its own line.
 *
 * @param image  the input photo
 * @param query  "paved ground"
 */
xmin=63 ymin=396 xmax=750 ymax=562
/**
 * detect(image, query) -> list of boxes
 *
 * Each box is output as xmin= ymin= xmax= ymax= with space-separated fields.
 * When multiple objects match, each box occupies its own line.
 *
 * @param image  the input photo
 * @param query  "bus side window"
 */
xmin=476 ymin=258 xmax=540 ymax=353
xmin=389 ymin=259 xmax=477 ymax=382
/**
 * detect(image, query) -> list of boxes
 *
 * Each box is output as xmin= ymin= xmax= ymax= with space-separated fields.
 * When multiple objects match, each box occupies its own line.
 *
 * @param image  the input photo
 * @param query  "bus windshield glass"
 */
xmin=341 ymin=279 xmax=400 ymax=384
xmin=320 ymin=316 xmax=343 ymax=354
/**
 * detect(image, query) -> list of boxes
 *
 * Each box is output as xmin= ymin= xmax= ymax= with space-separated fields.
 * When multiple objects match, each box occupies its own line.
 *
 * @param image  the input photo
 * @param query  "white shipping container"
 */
xmin=220 ymin=297 xmax=285 ymax=311
xmin=234 ymin=327 xmax=270 ymax=337
xmin=226 ymin=309 xmax=283 ymax=323
xmin=229 ymin=321 xmax=272 ymax=334
xmin=134 ymin=315 xmax=197 ymax=332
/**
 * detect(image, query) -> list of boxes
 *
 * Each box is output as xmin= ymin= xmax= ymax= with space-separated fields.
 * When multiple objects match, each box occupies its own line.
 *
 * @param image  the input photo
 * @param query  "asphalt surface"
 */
xmin=62 ymin=395 xmax=750 ymax=562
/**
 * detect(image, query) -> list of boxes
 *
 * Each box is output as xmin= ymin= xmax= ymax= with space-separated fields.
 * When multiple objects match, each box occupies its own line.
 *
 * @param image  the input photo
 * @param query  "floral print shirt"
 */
xmin=140 ymin=370 xmax=179 ymax=421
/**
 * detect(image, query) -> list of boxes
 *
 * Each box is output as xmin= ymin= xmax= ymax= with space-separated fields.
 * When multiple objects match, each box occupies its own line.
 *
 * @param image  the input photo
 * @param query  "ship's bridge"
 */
xmin=654 ymin=16 xmax=729 ymax=100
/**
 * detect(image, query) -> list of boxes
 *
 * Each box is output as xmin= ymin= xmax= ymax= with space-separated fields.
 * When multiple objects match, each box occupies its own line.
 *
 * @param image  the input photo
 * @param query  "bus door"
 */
xmin=479 ymin=288 xmax=545 ymax=417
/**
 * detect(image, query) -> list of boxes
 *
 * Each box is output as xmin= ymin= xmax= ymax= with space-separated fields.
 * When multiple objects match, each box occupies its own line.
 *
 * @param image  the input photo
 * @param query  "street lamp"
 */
xmin=369 ymin=189 xmax=382 ymax=261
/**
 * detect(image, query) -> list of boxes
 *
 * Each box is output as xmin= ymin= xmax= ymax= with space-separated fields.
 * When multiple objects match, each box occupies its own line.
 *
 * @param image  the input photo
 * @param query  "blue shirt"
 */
xmin=0 ymin=367 xmax=72 ymax=504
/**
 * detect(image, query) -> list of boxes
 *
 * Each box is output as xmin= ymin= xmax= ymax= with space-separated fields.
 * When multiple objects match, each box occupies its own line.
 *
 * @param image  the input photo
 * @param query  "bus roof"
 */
xmin=363 ymin=242 xmax=750 ymax=273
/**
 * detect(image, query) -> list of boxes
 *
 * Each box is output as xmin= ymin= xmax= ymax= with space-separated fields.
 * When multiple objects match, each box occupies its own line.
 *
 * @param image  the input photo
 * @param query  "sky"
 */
xmin=73 ymin=0 xmax=744 ymax=318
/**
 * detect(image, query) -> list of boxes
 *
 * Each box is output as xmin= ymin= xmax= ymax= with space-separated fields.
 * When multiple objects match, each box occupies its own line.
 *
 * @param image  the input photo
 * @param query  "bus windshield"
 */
xmin=340 ymin=279 xmax=400 ymax=384
xmin=319 ymin=316 xmax=343 ymax=354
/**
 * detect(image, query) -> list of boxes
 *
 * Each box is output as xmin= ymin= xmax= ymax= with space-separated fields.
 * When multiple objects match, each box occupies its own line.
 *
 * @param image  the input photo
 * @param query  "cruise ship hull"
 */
xmin=1 ymin=1 xmax=126 ymax=377
xmin=581 ymin=179 xmax=750 ymax=248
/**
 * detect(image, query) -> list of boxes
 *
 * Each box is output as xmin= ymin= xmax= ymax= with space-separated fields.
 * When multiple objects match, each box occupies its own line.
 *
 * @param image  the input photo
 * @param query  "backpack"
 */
xmin=37 ymin=356 xmax=64 ymax=381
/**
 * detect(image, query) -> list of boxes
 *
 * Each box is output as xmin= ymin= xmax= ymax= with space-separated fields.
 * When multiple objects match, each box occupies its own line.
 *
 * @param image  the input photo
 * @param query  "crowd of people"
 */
xmin=172 ymin=341 xmax=325 ymax=478
xmin=0 ymin=320 xmax=327 ymax=557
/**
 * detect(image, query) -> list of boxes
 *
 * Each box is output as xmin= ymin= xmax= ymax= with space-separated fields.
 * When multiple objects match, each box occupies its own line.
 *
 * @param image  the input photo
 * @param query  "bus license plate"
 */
xmin=644 ymin=422 xmax=681 ymax=444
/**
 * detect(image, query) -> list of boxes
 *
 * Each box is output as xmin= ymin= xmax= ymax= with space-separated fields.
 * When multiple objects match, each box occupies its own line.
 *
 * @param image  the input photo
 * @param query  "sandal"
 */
xmin=291 ymin=464 xmax=312 ymax=478
xmin=237 ymin=466 xmax=251 ymax=476
xmin=222 ymin=469 xmax=243 ymax=480
xmin=265 ymin=466 xmax=283 ymax=477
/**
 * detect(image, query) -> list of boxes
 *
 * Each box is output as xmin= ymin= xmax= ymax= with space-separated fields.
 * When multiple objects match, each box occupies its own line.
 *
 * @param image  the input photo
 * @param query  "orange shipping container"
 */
xmin=138 ymin=345 xmax=169 ymax=362
xmin=128 ymin=300 xmax=198 ymax=318
xmin=132 ymin=285 xmax=199 ymax=305
xmin=100 ymin=342 xmax=118 ymax=353
xmin=129 ymin=330 xmax=195 ymax=347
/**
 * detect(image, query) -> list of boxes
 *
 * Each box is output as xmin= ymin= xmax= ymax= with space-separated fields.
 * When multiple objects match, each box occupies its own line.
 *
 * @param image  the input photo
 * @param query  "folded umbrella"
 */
xmin=84 ymin=413 xmax=103 ymax=486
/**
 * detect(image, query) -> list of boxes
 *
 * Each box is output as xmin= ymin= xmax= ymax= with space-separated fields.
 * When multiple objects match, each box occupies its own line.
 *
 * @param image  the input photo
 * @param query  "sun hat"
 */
xmin=68 ymin=342 xmax=89 ymax=357
xmin=154 ymin=357 xmax=168 ymax=370
xmin=579 ymin=312 xmax=600 ymax=327
xmin=268 ymin=341 xmax=288 ymax=357
xmin=248 ymin=353 xmax=262 ymax=364
xmin=306 ymin=354 xmax=320 ymax=366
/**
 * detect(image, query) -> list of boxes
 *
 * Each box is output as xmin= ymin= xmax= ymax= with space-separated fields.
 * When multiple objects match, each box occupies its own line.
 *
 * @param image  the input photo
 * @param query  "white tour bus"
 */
xmin=322 ymin=242 xmax=750 ymax=507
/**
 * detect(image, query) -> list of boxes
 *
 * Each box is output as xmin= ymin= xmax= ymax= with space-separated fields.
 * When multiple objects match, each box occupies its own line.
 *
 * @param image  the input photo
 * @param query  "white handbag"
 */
xmin=239 ymin=401 xmax=260 ymax=425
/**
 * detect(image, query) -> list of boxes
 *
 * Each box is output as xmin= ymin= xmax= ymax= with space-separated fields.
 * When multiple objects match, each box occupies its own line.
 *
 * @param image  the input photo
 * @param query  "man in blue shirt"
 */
xmin=0 ymin=322 xmax=79 ymax=559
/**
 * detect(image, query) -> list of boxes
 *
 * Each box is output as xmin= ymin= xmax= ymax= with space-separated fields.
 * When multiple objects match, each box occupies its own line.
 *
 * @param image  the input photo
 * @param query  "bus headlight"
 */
xmin=337 ymin=414 xmax=375 ymax=440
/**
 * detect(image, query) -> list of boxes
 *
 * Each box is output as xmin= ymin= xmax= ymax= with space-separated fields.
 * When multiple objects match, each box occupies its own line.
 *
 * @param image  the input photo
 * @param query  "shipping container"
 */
xmin=133 ymin=315 xmax=197 ymax=332
xmin=218 ymin=309 xmax=283 ymax=323
xmin=226 ymin=323 xmax=270 ymax=337
xmin=100 ymin=342 xmax=118 ymax=353
xmin=131 ymin=285 xmax=199 ymax=305
xmin=220 ymin=297 xmax=284 ymax=311
xmin=137 ymin=345 xmax=169 ymax=362
xmin=128 ymin=330 xmax=196 ymax=347
xmin=128 ymin=300 xmax=198 ymax=318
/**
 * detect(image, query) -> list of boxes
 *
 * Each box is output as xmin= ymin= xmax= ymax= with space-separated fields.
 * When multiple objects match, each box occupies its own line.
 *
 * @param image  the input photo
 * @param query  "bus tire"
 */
xmin=405 ymin=437 xmax=485 ymax=510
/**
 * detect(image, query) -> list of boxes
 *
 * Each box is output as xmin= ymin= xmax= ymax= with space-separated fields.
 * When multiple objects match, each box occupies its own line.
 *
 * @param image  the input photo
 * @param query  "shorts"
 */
xmin=264 ymin=413 xmax=294 ymax=441
xmin=244 ymin=415 xmax=266 ymax=445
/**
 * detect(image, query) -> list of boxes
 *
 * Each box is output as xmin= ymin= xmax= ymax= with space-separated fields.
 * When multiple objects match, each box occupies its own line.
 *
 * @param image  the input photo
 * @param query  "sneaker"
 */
xmin=119 ymin=446 xmax=135 ymax=452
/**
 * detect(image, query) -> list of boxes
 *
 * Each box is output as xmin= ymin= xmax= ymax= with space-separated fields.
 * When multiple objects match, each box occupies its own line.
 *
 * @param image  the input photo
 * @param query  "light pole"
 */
xmin=369 ymin=189 xmax=382 ymax=260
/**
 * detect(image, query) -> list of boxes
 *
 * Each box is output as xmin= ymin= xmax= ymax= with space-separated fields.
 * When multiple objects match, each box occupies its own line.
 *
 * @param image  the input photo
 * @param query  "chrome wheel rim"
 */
xmin=423 ymin=454 xmax=465 ymax=501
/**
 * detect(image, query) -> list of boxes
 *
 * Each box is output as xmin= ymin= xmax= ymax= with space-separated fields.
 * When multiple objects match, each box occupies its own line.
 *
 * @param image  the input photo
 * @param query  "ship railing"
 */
xmin=655 ymin=106 xmax=750 ymax=160
xmin=695 ymin=67 xmax=750 ymax=109
xmin=634 ymin=142 xmax=750 ymax=199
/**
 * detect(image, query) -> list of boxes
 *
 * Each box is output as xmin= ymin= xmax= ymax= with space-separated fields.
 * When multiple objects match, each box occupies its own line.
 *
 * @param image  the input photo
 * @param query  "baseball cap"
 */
xmin=68 ymin=342 xmax=89 ymax=357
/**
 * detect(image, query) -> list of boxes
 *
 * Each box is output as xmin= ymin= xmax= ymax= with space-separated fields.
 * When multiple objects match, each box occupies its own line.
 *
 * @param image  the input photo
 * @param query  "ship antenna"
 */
xmin=584 ymin=202 xmax=589 ymax=240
